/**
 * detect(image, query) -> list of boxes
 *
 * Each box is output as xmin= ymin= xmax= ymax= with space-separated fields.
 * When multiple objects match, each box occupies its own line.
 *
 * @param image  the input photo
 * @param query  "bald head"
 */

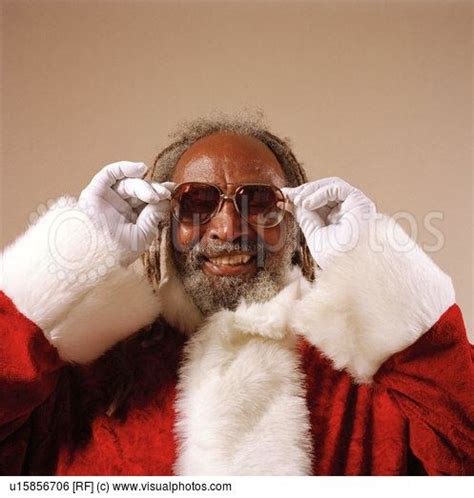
xmin=172 ymin=132 xmax=287 ymax=189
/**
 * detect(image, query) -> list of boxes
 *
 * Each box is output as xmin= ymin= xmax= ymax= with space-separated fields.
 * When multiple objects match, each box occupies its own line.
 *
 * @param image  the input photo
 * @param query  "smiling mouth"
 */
xmin=207 ymin=253 xmax=253 ymax=266
xmin=203 ymin=252 xmax=257 ymax=276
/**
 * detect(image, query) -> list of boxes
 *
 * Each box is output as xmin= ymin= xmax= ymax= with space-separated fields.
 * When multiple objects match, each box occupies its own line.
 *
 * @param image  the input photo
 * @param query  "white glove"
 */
xmin=79 ymin=161 xmax=175 ymax=267
xmin=282 ymin=177 xmax=376 ymax=269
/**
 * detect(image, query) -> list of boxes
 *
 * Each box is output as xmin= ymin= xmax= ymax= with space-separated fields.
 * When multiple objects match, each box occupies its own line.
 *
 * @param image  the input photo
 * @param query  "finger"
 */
xmin=282 ymin=178 xmax=345 ymax=203
xmin=281 ymin=185 xmax=305 ymax=201
xmin=135 ymin=201 xmax=170 ymax=244
xmin=83 ymin=183 xmax=137 ymax=223
xmin=113 ymin=178 xmax=168 ymax=204
xmin=160 ymin=181 xmax=178 ymax=192
xmin=91 ymin=161 xmax=148 ymax=189
xmin=128 ymin=197 xmax=146 ymax=210
xmin=293 ymin=205 xmax=326 ymax=234
xmin=301 ymin=182 xmax=354 ymax=211
xmin=281 ymin=183 xmax=319 ymax=201
xmin=276 ymin=200 xmax=295 ymax=215
xmin=149 ymin=181 xmax=175 ymax=199
xmin=296 ymin=178 xmax=351 ymax=204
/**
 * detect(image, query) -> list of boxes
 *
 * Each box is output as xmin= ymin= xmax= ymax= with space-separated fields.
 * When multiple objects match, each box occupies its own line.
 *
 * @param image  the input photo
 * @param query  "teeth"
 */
xmin=209 ymin=254 xmax=252 ymax=266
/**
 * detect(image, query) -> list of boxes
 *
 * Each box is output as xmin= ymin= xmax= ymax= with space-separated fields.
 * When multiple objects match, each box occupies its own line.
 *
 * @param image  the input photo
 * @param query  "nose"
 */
xmin=206 ymin=198 xmax=249 ymax=243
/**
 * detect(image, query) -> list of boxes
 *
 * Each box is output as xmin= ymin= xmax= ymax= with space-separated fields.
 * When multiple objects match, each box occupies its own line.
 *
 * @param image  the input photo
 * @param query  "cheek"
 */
xmin=172 ymin=219 xmax=203 ymax=252
xmin=255 ymin=219 xmax=289 ymax=254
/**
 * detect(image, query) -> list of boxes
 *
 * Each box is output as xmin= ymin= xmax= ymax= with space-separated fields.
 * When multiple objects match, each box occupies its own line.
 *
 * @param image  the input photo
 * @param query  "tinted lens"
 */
xmin=236 ymin=185 xmax=285 ymax=227
xmin=172 ymin=183 xmax=221 ymax=224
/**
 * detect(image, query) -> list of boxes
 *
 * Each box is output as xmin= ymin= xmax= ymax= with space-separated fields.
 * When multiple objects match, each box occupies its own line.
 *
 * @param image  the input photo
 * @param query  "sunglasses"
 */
xmin=170 ymin=182 xmax=288 ymax=228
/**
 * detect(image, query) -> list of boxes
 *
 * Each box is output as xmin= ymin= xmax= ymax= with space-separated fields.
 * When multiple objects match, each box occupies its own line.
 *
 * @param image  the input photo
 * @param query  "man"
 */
xmin=0 ymin=116 xmax=473 ymax=475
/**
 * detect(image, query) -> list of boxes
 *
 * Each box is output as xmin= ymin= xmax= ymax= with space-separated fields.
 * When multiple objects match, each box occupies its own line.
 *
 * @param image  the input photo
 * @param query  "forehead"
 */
xmin=172 ymin=133 xmax=287 ymax=188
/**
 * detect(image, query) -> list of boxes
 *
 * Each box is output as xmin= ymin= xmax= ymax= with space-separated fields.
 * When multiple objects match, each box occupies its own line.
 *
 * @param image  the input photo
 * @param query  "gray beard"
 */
xmin=172 ymin=224 xmax=298 ymax=317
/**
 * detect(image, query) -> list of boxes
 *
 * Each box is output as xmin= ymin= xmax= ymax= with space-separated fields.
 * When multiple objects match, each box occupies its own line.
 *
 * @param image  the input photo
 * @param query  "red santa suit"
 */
xmin=0 ymin=197 xmax=473 ymax=475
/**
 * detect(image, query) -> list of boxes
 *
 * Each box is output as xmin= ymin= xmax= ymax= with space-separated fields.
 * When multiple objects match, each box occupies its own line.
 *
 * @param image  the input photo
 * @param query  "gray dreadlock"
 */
xmin=142 ymin=112 xmax=315 ymax=286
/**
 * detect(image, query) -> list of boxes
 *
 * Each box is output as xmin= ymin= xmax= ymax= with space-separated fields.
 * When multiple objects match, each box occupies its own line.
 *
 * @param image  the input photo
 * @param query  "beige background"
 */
xmin=1 ymin=1 xmax=472 ymax=337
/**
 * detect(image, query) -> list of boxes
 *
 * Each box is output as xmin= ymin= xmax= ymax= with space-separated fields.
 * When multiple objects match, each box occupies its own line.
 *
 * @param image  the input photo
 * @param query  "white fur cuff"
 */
xmin=0 ymin=197 xmax=161 ymax=363
xmin=291 ymin=214 xmax=456 ymax=383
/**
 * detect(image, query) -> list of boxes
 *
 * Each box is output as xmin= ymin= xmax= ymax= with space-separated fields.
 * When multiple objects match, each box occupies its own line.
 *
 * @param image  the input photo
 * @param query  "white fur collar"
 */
xmin=172 ymin=269 xmax=314 ymax=475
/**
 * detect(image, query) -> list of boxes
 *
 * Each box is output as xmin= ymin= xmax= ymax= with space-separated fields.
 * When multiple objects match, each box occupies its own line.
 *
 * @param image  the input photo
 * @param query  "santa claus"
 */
xmin=0 ymin=117 xmax=472 ymax=475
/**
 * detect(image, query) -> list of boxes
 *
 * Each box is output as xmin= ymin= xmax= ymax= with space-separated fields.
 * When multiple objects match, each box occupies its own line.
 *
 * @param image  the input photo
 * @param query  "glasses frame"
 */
xmin=170 ymin=181 xmax=290 ymax=228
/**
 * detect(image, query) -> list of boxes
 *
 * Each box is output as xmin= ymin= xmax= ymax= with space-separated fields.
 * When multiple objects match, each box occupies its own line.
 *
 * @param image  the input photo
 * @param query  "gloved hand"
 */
xmin=282 ymin=177 xmax=376 ymax=269
xmin=79 ymin=161 xmax=175 ymax=267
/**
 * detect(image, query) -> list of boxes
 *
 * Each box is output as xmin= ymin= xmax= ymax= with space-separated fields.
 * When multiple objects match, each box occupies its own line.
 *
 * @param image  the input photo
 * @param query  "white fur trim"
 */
xmin=47 ymin=260 xmax=161 ymax=363
xmin=291 ymin=214 xmax=456 ymax=383
xmin=231 ymin=266 xmax=311 ymax=340
xmin=0 ymin=197 xmax=161 ymax=363
xmin=173 ymin=272 xmax=313 ymax=476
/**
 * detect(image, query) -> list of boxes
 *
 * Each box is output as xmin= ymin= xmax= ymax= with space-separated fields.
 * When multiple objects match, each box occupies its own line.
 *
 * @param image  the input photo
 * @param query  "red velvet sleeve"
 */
xmin=0 ymin=290 xmax=65 ymax=472
xmin=374 ymin=304 xmax=474 ymax=475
